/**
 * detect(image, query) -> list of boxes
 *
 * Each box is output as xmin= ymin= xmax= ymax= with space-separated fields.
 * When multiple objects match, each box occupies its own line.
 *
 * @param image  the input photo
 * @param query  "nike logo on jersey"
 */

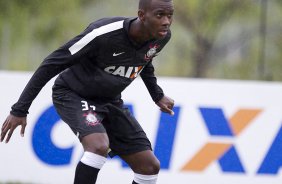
xmin=113 ymin=52 xmax=125 ymax=56
xmin=104 ymin=66 xmax=144 ymax=79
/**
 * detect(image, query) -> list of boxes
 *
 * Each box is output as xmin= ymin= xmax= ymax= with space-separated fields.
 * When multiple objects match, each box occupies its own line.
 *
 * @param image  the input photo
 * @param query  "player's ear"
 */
xmin=138 ymin=9 xmax=145 ymax=22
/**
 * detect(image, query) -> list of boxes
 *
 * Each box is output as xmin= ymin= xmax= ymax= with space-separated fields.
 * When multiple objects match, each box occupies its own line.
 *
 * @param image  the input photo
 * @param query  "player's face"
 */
xmin=140 ymin=0 xmax=174 ymax=39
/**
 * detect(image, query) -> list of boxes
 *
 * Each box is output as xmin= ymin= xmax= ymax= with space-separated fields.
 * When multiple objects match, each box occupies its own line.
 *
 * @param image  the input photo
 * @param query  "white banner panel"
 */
xmin=0 ymin=71 xmax=282 ymax=184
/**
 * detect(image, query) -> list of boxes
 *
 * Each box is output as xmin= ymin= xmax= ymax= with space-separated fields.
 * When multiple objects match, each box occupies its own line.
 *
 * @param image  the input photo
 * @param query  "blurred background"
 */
xmin=0 ymin=0 xmax=281 ymax=81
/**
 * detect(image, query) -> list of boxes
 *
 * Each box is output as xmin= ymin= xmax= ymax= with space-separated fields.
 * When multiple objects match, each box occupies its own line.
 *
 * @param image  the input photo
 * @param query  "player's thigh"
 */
xmin=103 ymin=106 xmax=152 ymax=157
xmin=119 ymin=150 xmax=160 ymax=175
xmin=52 ymin=84 xmax=107 ymax=142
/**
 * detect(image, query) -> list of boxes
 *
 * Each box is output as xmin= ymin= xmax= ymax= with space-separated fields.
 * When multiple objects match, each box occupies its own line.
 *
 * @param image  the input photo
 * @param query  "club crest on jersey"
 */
xmin=83 ymin=111 xmax=101 ymax=126
xmin=144 ymin=44 xmax=159 ymax=61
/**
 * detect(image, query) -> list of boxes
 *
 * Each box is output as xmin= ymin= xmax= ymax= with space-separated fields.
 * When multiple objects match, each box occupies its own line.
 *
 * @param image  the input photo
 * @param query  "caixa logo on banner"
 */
xmin=32 ymin=105 xmax=282 ymax=175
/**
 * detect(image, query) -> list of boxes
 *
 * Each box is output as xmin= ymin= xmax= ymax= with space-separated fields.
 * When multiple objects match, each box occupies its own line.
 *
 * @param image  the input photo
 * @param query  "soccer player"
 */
xmin=1 ymin=0 xmax=174 ymax=183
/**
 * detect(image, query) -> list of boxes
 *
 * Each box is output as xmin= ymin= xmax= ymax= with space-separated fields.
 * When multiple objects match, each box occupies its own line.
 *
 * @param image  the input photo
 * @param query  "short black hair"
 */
xmin=138 ymin=0 xmax=152 ymax=10
xmin=138 ymin=0 xmax=172 ymax=10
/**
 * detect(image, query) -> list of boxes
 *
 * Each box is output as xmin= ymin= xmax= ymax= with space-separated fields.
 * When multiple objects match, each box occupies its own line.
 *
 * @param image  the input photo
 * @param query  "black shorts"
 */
xmin=52 ymin=84 xmax=152 ymax=157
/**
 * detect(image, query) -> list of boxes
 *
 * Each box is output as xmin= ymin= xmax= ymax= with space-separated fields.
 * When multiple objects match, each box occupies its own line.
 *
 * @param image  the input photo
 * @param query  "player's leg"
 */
xmin=74 ymin=133 xmax=109 ymax=184
xmin=102 ymin=104 xmax=159 ymax=184
xmin=52 ymin=84 xmax=109 ymax=184
xmin=120 ymin=150 xmax=160 ymax=184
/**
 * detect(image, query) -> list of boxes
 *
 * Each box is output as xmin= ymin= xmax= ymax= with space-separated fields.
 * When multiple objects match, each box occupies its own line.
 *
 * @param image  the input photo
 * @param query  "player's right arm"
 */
xmin=0 ymin=23 xmax=100 ymax=143
xmin=0 ymin=47 xmax=75 ymax=143
xmin=1 ymin=115 xmax=26 ymax=143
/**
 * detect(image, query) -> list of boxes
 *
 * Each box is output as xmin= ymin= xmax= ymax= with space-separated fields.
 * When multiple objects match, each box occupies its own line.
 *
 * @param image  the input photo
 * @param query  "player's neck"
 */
xmin=129 ymin=19 xmax=152 ymax=46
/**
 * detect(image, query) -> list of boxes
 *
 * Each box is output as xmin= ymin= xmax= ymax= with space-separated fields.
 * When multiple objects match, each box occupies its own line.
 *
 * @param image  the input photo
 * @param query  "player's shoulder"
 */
xmin=88 ymin=17 xmax=127 ymax=29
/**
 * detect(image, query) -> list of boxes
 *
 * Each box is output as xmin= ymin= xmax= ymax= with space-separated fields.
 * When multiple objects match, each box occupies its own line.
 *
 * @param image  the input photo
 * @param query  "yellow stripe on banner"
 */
xmin=181 ymin=143 xmax=231 ymax=171
xmin=229 ymin=109 xmax=262 ymax=136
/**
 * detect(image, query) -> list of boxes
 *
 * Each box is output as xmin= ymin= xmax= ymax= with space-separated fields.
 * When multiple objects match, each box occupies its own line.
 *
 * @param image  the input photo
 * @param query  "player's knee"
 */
xmin=140 ymin=158 xmax=160 ymax=175
xmin=132 ymin=161 xmax=160 ymax=184
xmin=91 ymin=142 xmax=109 ymax=156
xmin=82 ymin=133 xmax=109 ymax=156
xmin=148 ymin=158 xmax=160 ymax=174
xmin=97 ymin=144 xmax=109 ymax=155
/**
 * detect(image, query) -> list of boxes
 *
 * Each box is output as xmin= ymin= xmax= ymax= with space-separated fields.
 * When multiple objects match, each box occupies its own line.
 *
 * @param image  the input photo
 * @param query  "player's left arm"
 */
xmin=140 ymin=30 xmax=174 ymax=114
xmin=140 ymin=62 xmax=174 ymax=115
xmin=156 ymin=95 xmax=174 ymax=116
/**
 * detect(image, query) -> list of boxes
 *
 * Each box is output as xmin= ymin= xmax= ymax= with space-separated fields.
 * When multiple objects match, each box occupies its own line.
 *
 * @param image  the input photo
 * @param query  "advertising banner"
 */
xmin=0 ymin=71 xmax=282 ymax=184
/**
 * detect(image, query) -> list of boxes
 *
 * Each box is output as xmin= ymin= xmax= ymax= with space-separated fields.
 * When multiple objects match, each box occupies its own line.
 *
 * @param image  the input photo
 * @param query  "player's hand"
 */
xmin=156 ymin=95 xmax=175 ymax=116
xmin=1 ymin=114 xmax=27 ymax=143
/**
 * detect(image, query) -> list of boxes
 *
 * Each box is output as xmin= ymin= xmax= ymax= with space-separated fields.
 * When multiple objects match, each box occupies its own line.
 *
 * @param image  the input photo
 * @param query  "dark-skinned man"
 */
xmin=1 ymin=0 xmax=174 ymax=183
